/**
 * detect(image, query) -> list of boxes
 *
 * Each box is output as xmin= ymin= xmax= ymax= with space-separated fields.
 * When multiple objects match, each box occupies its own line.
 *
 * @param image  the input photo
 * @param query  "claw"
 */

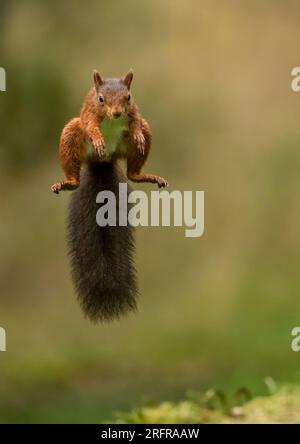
xmin=157 ymin=178 xmax=168 ymax=188
xmin=51 ymin=184 xmax=61 ymax=194
xmin=133 ymin=131 xmax=146 ymax=154
xmin=93 ymin=138 xmax=106 ymax=157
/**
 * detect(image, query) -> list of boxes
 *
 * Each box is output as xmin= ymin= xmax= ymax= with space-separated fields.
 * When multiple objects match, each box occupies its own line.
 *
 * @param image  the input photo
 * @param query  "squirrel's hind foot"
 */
xmin=51 ymin=182 xmax=61 ymax=194
xmin=51 ymin=179 xmax=80 ymax=194
xmin=127 ymin=172 xmax=169 ymax=188
xmin=157 ymin=177 xmax=169 ymax=188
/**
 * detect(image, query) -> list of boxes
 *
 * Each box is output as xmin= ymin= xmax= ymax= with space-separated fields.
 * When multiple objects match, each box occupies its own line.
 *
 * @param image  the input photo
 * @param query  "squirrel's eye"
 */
xmin=99 ymin=95 xmax=104 ymax=103
xmin=127 ymin=93 xmax=131 ymax=102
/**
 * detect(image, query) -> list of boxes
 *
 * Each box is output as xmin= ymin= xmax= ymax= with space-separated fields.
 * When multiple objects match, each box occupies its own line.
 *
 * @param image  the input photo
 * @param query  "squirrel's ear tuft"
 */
xmin=93 ymin=70 xmax=103 ymax=89
xmin=123 ymin=69 xmax=133 ymax=89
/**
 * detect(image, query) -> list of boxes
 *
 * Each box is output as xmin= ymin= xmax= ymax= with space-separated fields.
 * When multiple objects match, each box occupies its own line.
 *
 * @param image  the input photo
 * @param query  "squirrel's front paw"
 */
xmin=133 ymin=131 xmax=145 ymax=155
xmin=93 ymin=137 xmax=106 ymax=157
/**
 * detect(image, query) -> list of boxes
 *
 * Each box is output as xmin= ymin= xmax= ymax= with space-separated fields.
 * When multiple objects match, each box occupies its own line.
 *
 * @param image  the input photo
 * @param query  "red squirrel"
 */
xmin=51 ymin=70 xmax=168 ymax=193
xmin=52 ymin=71 xmax=168 ymax=322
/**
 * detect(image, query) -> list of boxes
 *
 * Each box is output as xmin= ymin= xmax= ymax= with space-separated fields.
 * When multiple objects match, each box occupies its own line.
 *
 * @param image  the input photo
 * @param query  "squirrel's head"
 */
xmin=93 ymin=70 xmax=133 ymax=119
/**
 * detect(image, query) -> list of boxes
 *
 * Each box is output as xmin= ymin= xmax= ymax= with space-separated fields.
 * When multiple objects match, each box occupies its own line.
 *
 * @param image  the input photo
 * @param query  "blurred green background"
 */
xmin=1 ymin=0 xmax=300 ymax=423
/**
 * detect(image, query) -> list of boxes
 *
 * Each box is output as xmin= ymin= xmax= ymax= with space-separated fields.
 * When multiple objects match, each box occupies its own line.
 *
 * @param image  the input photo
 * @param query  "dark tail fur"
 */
xmin=67 ymin=160 xmax=137 ymax=322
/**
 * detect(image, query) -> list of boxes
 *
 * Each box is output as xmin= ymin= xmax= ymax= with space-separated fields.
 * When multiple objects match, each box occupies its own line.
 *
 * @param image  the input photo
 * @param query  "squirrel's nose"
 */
xmin=113 ymin=112 xmax=122 ymax=119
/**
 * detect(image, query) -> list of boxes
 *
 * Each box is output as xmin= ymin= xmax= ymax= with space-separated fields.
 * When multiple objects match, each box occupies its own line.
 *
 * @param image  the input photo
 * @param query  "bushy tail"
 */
xmin=67 ymin=160 xmax=137 ymax=322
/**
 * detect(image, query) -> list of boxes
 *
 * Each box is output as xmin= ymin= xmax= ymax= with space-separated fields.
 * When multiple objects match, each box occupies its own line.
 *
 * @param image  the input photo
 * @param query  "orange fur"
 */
xmin=51 ymin=70 xmax=168 ymax=193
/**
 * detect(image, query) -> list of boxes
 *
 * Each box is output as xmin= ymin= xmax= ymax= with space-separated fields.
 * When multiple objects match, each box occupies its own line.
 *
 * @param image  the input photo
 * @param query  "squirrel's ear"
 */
xmin=93 ymin=70 xmax=103 ymax=89
xmin=123 ymin=69 xmax=133 ymax=89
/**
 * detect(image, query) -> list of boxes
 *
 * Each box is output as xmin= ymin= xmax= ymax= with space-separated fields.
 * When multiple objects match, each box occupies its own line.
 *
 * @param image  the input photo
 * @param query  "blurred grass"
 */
xmin=1 ymin=0 xmax=300 ymax=423
xmin=115 ymin=385 xmax=300 ymax=424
